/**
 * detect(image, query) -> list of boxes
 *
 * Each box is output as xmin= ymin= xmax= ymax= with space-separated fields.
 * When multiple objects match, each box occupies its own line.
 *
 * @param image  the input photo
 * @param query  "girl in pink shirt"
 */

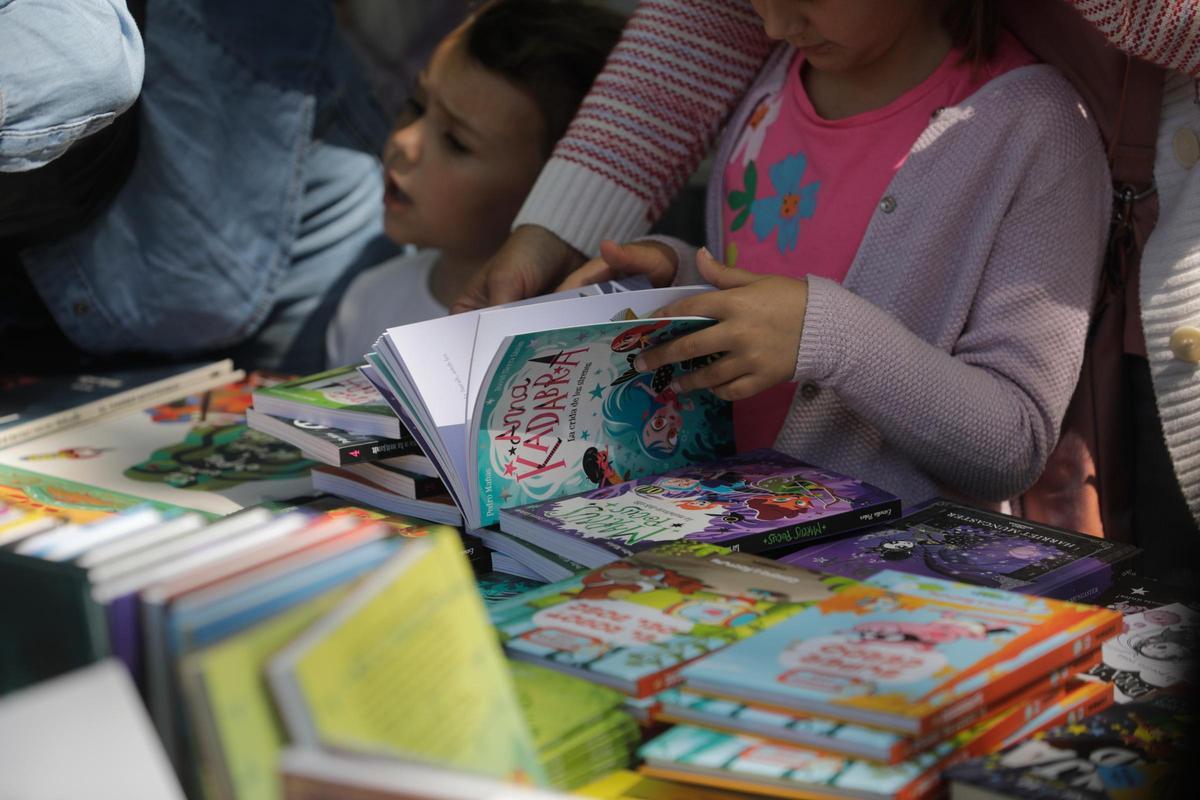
xmin=559 ymin=0 xmax=1110 ymax=506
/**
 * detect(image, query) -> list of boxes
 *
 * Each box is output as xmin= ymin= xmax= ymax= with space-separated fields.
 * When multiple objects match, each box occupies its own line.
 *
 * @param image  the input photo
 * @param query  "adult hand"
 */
xmin=557 ymin=239 xmax=679 ymax=291
xmin=450 ymin=225 xmax=586 ymax=313
xmin=635 ymin=247 xmax=808 ymax=401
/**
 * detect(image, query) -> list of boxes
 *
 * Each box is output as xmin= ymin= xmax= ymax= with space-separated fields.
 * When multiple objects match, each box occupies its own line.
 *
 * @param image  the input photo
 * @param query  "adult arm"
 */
xmin=1071 ymin=0 xmax=1200 ymax=77
xmin=452 ymin=0 xmax=773 ymax=311
xmin=0 ymin=0 xmax=144 ymax=172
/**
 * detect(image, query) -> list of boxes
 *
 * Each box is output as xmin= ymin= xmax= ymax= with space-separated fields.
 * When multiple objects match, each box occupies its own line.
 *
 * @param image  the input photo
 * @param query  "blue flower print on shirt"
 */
xmin=751 ymin=153 xmax=820 ymax=254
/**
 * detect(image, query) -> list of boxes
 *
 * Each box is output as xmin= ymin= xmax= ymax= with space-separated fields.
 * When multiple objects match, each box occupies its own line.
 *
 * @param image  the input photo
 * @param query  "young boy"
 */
xmin=325 ymin=0 xmax=624 ymax=365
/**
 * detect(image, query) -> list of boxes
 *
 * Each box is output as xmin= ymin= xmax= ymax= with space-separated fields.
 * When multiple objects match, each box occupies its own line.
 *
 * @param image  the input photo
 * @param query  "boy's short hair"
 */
xmin=464 ymin=0 xmax=625 ymax=157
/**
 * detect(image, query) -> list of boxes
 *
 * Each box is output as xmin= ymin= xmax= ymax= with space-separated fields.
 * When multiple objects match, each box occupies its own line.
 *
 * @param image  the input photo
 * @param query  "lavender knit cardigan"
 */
xmin=664 ymin=49 xmax=1111 ymax=507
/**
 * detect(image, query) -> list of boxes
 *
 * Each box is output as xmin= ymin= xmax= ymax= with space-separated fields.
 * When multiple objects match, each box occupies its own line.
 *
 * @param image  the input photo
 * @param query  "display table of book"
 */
xmin=1 ymin=300 xmax=1193 ymax=800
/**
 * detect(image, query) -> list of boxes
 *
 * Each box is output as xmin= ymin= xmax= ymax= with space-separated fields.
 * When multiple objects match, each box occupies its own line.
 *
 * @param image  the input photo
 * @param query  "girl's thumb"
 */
xmin=697 ymin=246 xmax=758 ymax=289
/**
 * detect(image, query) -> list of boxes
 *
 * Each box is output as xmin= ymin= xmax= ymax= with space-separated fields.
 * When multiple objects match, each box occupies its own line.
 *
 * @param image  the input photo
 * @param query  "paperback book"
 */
xmin=251 ymin=364 xmax=405 ymax=439
xmin=780 ymin=499 xmax=1139 ymax=599
xmin=310 ymin=464 xmax=462 ymax=526
xmin=488 ymin=542 xmax=852 ymax=697
xmin=244 ymin=407 xmax=423 ymax=467
xmin=944 ymin=691 xmax=1193 ymax=800
xmin=500 ymin=448 xmax=898 ymax=568
xmin=0 ymin=360 xmax=238 ymax=449
xmin=679 ymin=572 xmax=1122 ymax=735
xmin=366 ymin=284 xmax=735 ymax=530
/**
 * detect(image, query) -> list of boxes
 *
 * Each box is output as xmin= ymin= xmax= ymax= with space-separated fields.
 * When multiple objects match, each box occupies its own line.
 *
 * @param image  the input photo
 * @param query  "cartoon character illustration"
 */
xmin=610 ymin=321 xmax=670 ymax=353
xmin=746 ymin=493 xmax=814 ymax=521
xmin=582 ymin=446 xmax=627 ymax=488
xmin=665 ymin=597 xmax=761 ymax=628
xmin=576 ymin=561 xmax=704 ymax=600
xmin=518 ymin=628 xmax=610 ymax=665
xmin=849 ymin=615 xmax=1010 ymax=650
xmin=21 ymin=446 xmax=110 ymax=461
xmin=603 ymin=371 xmax=692 ymax=458
xmin=753 ymin=474 xmax=850 ymax=509
xmin=125 ymin=425 xmax=312 ymax=490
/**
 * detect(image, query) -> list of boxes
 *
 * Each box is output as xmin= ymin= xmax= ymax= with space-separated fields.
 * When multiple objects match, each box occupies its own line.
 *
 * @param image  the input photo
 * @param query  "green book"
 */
xmin=252 ymin=365 xmax=404 ymax=439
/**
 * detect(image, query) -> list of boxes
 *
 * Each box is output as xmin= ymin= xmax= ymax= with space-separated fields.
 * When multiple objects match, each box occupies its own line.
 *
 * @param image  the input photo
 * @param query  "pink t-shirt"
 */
xmin=723 ymin=33 xmax=1036 ymax=452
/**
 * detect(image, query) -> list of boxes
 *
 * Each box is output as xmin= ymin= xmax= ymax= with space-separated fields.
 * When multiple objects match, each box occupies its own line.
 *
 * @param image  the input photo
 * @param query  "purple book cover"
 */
xmin=780 ymin=499 xmax=1139 ymax=596
xmin=498 ymin=448 xmax=899 ymax=567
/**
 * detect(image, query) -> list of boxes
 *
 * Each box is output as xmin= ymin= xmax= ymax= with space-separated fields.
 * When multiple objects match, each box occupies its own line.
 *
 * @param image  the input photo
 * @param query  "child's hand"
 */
xmin=557 ymin=239 xmax=679 ymax=290
xmin=635 ymin=247 xmax=808 ymax=401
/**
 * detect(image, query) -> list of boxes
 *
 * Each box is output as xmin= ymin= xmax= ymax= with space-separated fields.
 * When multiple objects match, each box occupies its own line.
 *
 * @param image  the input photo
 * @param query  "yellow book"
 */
xmin=182 ymin=586 xmax=351 ymax=800
xmin=576 ymin=769 xmax=759 ymax=799
xmin=268 ymin=530 xmax=545 ymax=785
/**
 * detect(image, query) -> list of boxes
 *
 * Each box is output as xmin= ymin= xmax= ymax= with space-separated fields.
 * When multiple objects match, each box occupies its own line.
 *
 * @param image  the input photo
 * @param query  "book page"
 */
xmin=278 ymin=532 xmax=545 ymax=784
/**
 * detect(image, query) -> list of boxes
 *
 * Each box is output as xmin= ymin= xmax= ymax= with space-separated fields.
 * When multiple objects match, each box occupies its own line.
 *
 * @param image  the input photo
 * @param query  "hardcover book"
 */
xmin=488 ymin=542 xmax=852 ymax=698
xmin=679 ymin=573 xmax=1122 ymax=735
xmin=366 ymin=284 xmax=735 ymax=531
xmin=779 ymin=499 xmax=1139 ymax=599
xmin=0 ymin=360 xmax=237 ymax=449
xmin=499 ymin=449 xmax=898 ymax=568
xmin=944 ymin=692 xmax=1192 ymax=800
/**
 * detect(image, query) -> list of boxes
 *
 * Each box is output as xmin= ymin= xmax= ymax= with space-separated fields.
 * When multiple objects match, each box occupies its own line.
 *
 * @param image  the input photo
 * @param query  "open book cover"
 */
xmin=0 ymin=374 xmax=315 ymax=516
xmin=368 ymin=285 xmax=735 ymax=530
xmin=488 ymin=542 xmax=852 ymax=698
xmin=499 ymin=448 xmax=898 ymax=568
xmin=679 ymin=572 xmax=1122 ymax=735
xmin=780 ymin=499 xmax=1139 ymax=599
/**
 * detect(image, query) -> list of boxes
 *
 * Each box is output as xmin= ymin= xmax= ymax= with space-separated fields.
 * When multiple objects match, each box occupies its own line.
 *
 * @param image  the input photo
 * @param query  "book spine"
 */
xmin=334 ymin=436 xmax=420 ymax=465
xmin=736 ymin=497 xmax=903 ymax=555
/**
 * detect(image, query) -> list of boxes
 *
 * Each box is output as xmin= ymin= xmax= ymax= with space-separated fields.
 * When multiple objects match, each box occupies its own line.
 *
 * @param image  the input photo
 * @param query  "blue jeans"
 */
xmin=21 ymin=0 xmax=396 ymax=370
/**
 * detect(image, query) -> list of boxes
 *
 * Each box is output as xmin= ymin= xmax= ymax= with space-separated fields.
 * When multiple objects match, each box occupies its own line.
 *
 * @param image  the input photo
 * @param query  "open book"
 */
xmin=364 ymin=286 xmax=735 ymax=531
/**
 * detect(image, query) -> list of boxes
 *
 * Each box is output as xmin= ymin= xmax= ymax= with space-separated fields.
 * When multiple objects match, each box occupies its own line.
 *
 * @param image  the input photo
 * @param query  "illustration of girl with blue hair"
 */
xmin=602 ymin=370 xmax=692 ymax=459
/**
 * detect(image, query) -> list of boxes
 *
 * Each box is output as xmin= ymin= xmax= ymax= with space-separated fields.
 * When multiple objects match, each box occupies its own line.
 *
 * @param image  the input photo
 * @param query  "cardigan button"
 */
xmin=1173 ymin=128 xmax=1199 ymax=169
xmin=879 ymin=195 xmax=897 ymax=214
xmin=1169 ymin=326 xmax=1200 ymax=364
xmin=800 ymin=382 xmax=820 ymax=400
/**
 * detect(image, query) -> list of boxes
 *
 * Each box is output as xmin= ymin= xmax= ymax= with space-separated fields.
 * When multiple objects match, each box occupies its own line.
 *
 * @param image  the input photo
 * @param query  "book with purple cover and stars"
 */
xmin=780 ymin=499 xmax=1139 ymax=599
xmin=498 ymin=448 xmax=898 ymax=568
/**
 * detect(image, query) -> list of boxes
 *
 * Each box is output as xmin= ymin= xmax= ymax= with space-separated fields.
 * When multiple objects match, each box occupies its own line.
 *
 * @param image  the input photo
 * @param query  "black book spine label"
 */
xmin=738 ymin=498 xmax=903 ymax=555
xmin=334 ymin=437 xmax=419 ymax=465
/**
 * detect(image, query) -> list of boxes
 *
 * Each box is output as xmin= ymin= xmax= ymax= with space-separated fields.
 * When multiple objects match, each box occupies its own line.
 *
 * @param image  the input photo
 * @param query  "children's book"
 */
xmin=310 ymin=464 xmax=462 ymax=526
xmin=244 ymin=407 xmax=423 ymax=467
xmin=268 ymin=530 xmax=547 ymax=785
xmin=478 ymin=527 xmax=588 ymax=582
xmin=990 ymin=680 xmax=1115 ymax=753
xmin=0 ymin=375 xmax=317 ymax=516
xmin=1081 ymin=602 xmax=1197 ymax=704
xmin=0 ymin=360 xmax=237 ymax=449
xmin=251 ymin=364 xmax=406 ymax=439
xmin=680 ymin=573 xmax=1122 ymax=735
xmin=576 ymin=769 xmax=763 ymax=799
xmin=488 ymin=542 xmax=852 ymax=697
xmin=943 ymin=692 xmax=1193 ymax=800
xmin=336 ymin=460 xmax=445 ymax=499
xmin=500 ymin=448 xmax=899 ymax=568
xmin=367 ymin=285 xmax=735 ymax=531
xmin=780 ymin=499 xmax=1139 ymax=599
xmin=477 ymin=571 xmax=547 ymax=606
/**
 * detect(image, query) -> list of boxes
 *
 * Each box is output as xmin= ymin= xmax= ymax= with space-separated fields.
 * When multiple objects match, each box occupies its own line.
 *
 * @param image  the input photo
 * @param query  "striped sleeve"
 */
xmin=1072 ymin=0 xmax=1200 ymax=76
xmin=512 ymin=0 xmax=773 ymax=255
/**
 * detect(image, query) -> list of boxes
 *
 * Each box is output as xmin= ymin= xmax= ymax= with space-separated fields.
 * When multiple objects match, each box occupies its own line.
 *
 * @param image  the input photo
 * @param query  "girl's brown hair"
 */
xmin=942 ymin=0 xmax=999 ymax=67
xmin=465 ymin=0 xmax=625 ymax=158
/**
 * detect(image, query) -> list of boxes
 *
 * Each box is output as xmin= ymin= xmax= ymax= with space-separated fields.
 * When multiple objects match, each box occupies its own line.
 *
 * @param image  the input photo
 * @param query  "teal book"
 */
xmin=252 ymin=365 xmax=404 ymax=439
xmin=488 ymin=541 xmax=849 ymax=697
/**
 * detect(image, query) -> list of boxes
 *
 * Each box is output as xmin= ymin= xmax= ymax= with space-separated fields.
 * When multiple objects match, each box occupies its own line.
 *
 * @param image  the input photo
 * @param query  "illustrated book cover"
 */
xmin=251 ymin=364 xmax=405 ymax=439
xmin=488 ymin=541 xmax=852 ymax=697
xmin=780 ymin=499 xmax=1140 ymax=599
xmin=0 ymin=360 xmax=237 ymax=449
xmin=244 ymin=407 xmax=421 ymax=467
xmin=944 ymin=691 xmax=1194 ymax=800
xmin=367 ymin=284 xmax=735 ymax=530
xmin=499 ymin=448 xmax=898 ymax=568
xmin=679 ymin=572 xmax=1122 ymax=735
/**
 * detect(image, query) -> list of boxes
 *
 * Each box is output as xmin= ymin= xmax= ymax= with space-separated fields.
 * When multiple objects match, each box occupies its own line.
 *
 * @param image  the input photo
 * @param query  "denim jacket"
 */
xmin=19 ymin=0 xmax=390 ymax=357
xmin=0 ymin=0 xmax=144 ymax=171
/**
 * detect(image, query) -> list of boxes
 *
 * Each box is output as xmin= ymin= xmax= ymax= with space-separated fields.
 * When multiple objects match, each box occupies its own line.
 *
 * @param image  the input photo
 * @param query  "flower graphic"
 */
xmin=751 ymin=153 xmax=820 ymax=253
xmin=730 ymin=93 xmax=783 ymax=167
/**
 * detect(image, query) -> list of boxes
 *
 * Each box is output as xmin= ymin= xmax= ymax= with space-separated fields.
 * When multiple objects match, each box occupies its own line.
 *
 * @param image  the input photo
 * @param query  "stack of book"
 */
xmin=247 ymin=366 xmax=461 ymax=525
xmin=629 ymin=569 xmax=1123 ymax=798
